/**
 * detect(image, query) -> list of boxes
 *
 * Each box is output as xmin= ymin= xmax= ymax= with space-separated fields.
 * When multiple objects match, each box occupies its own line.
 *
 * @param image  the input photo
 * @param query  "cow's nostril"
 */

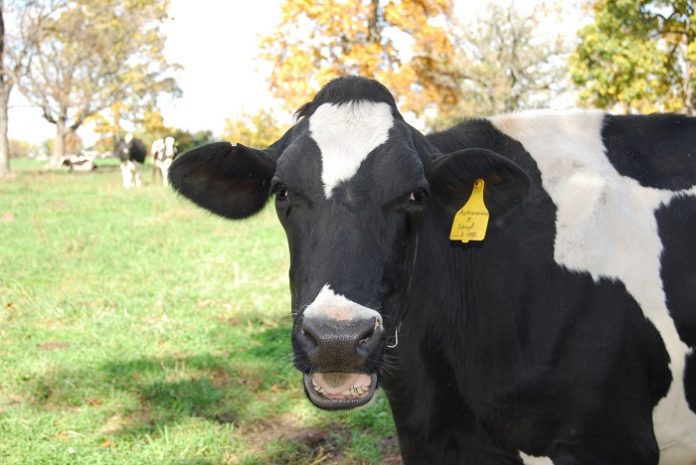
xmin=298 ymin=325 xmax=320 ymax=353
xmin=358 ymin=327 xmax=375 ymax=346
xmin=356 ymin=320 xmax=381 ymax=356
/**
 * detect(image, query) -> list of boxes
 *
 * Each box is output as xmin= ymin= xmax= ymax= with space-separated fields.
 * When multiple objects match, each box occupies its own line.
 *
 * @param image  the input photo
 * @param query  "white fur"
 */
xmin=304 ymin=284 xmax=383 ymax=324
xmin=120 ymin=160 xmax=141 ymax=189
xmin=491 ymin=110 xmax=696 ymax=464
xmin=521 ymin=453 xmax=553 ymax=465
xmin=152 ymin=137 xmax=177 ymax=185
xmin=309 ymin=101 xmax=394 ymax=198
xmin=164 ymin=136 xmax=176 ymax=157
xmin=151 ymin=138 xmax=165 ymax=155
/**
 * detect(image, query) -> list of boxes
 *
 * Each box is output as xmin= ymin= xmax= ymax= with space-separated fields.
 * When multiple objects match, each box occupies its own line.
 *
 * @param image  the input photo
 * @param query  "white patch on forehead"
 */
xmin=309 ymin=101 xmax=394 ymax=198
xmin=491 ymin=109 xmax=696 ymax=460
xmin=304 ymin=284 xmax=383 ymax=324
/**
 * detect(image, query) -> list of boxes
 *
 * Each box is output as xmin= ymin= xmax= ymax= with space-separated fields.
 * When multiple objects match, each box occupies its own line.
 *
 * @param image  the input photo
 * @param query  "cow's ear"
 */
xmin=169 ymin=142 xmax=275 ymax=219
xmin=428 ymin=148 xmax=530 ymax=220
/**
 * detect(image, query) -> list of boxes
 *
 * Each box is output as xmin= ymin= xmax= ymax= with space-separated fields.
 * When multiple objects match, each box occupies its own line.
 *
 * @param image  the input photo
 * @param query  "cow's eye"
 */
xmin=274 ymin=183 xmax=289 ymax=202
xmin=409 ymin=188 xmax=428 ymax=204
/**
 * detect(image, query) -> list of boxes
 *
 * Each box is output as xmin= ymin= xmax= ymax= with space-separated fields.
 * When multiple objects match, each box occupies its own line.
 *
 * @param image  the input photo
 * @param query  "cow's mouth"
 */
xmin=303 ymin=372 xmax=377 ymax=410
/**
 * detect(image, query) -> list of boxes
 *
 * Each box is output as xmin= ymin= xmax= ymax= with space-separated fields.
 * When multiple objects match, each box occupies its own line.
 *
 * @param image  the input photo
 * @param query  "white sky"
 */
xmin=8 ymin=0 xmax=584 ymax=146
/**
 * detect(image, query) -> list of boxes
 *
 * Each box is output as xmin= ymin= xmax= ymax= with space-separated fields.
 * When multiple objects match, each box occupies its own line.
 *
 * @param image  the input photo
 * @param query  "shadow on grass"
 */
xmin=28 ymin=325 xmax=297 ymax=438
xmin=24 ymin=324 xmax=399 ymax=463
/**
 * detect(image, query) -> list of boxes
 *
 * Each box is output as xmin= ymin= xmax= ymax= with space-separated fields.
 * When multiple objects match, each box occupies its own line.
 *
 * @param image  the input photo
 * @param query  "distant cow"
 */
xmin=169 ymin=77 xmax=696 ymax=464
xmin=151 ymin=136 xmax=177 ymax=185
xmin=114 ymin=134 xmax=146 ymax=188
xmin=60 ymin=153 xmax=96 ymax=172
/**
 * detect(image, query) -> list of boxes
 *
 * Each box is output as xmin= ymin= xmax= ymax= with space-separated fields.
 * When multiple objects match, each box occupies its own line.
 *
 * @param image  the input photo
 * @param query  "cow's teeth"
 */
xmin=311 ymin=373 xmax=372 ymax=399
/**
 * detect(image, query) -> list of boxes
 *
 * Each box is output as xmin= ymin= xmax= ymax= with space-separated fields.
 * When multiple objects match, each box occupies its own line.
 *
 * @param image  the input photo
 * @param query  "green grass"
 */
xmin=0 ymin=162 xmax=399 ymax=465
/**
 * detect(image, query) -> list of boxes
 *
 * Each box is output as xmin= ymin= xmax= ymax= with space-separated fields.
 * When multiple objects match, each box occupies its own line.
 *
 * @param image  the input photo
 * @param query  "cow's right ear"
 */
xmin=169 ymin=142 xmax=276 ymax=219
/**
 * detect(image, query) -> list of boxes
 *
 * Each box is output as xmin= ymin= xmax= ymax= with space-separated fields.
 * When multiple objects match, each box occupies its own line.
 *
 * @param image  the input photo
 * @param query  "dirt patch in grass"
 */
xmin=234 ymin=414 xmax=355 ymax=464
xmin=38 ymin=341 xmax=70 ymax=351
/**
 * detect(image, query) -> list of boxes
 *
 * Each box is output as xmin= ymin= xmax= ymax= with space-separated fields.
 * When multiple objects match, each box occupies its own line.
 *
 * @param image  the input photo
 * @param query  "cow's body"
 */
xmin=395 ymin=111 xmax=696 ymax=464
xmin=169 ymin=77 xmax=696 ymax=465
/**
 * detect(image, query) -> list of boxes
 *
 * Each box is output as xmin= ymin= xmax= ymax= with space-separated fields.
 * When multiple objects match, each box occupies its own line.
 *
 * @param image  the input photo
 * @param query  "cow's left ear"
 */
xmin=169 ymin=141 xmax=276 ymax=219
xmin=428 ymin=148 xmax=530 ymax=220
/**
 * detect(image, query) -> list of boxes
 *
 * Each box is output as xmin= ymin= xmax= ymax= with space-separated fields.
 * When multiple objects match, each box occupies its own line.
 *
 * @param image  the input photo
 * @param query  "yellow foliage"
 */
xmin=260 ymin=0 xmax=459 ymax=116
xmin=570 ymin=0 xmax=695 ymax=114
xmin=222 ymin=109 xmax=285 ymax=149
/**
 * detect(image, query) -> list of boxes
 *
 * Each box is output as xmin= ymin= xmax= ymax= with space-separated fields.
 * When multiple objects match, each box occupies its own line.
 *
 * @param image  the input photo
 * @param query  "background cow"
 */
xmin=169 ymin=77 xmax=696 ymax=465
xmin=60 ymin=153 xmax=97 ymax=172
xmin=151 ymin=136 xmax=177 ymax=185
xmin=114 ymin=133 xmax=146 ymax=188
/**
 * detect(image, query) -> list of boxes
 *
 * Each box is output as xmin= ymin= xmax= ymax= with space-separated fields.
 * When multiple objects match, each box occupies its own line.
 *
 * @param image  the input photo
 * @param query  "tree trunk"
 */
xmin=0 ymin=0 xmax=11 ymax=177
xmin=685 ymin=8 xmax=695 ymax=115
xmin=50 ymin=119 xmax=67 ymax=168
xmin=686 ymin=64 xmax=695 ymax=115
xmin=0 ymin=84 xmax=10 ymax=176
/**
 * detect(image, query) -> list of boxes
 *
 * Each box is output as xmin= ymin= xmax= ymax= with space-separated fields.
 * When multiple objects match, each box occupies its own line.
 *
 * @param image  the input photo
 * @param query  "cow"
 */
xmin=152 ymin=136 xmax=177 ymax=185
xmin=114 ymin=133 xmax=146 ymax=188
xmin=168 ymin=76 xmax=696 ymax=465
xmin=60 ymin=153 xmax=97 ymax=172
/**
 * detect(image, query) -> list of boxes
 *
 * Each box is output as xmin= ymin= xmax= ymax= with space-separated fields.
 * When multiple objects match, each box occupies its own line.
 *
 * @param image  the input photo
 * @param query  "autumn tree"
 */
xmin=0 ymin=1 xmax=10 ymax=176
xmin=570 ymin=0 xmax=695 ymax=114
xmin=260 ymin=0 xmax=460 ymax=117
xmin=9 ymin=138 xmax=38 ymax=158
xmin=141 ymin=106 xmax=171 ymax=142
xmin=431 ymin=1 xmax=569 ymax=127
xmin=0 ymin=1 xmax=60 ymax=176
xmin=222 ymin=109 xmax=284 ymax=149
xmin=17 ymin=0 xmax=180 ymax=166
xmin=171 ymin=129 xmax=215 ymax=153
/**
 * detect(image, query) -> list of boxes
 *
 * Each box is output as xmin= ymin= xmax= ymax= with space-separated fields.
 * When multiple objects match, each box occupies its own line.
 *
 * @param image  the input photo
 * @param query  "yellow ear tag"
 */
xmin=449 ymin=179 xmax=489 ymax=243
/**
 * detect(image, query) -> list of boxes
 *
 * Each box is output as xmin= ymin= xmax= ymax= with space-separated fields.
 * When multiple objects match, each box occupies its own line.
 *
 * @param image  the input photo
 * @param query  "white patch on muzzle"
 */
xmin=309 ymin=101 xmax=394 ymax=198
xmin=304 ymin=284 xmax=383 ymax=325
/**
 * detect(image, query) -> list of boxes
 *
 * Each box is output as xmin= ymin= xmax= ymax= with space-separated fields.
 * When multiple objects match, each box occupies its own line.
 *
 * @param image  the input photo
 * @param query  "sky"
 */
xmin=7 ymin=0 xmax=584 ymax=147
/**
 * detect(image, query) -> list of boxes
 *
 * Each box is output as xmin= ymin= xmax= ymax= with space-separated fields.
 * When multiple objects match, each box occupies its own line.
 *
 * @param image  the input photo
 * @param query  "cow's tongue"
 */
xmin=311 ymin=372 xmax=372 ymax=397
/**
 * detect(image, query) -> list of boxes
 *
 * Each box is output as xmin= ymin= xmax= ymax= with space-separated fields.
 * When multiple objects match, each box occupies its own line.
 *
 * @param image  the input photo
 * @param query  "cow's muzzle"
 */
xmin=294 ymin=316 xmax=383 ymax=409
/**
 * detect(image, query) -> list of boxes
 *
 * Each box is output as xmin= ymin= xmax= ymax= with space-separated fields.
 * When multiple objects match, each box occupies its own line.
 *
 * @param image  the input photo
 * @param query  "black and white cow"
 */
xmin=169 ymin=77 xmax=696 ymax=465
xmin=114 ymin=133 xmax=147 ymax=188
xmin=151 ymin=136 xmax=177 ymax=185
xmin=60 ymin=153 xmax=97 ymax=172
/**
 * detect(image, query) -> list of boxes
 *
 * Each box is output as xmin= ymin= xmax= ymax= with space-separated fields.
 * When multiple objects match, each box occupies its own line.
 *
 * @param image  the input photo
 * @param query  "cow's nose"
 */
xmin=296 ymin=316 xmax=383 ymax=371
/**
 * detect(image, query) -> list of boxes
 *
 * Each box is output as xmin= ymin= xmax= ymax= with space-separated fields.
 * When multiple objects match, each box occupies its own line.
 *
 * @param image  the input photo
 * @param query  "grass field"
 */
xmin=0 ymin=160 xmax=399 ymax=465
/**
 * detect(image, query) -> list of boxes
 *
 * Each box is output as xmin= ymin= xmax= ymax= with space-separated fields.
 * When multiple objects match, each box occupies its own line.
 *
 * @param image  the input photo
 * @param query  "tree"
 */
xmin=570 ymin=0 xmax=695 ymax=114
xmin=17 ymin=0 xmax=180 ymax=166
xmin=9 ymin=138 xmax=37 ymax=158
xmin=0 ymin=1 xmax=58 ymax=176
xmin=260 ymin=0 xmax=460 ymax=117
xmin=432 ymin=1 xmax=569 ymax=127
xmin=141 ymin=105 xmax=171 ymax=142
xmin=222 ymin=109 xmax=284 ymax=149
xmin=171 ymin=129 xmax=215 ymax=153
xmin=0 ymin=1 xmax=10 ymax=176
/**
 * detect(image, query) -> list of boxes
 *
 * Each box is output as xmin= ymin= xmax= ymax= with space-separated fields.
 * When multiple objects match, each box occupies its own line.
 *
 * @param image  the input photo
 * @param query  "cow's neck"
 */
xmin=398 ymin=206 xmax=560 ymax=398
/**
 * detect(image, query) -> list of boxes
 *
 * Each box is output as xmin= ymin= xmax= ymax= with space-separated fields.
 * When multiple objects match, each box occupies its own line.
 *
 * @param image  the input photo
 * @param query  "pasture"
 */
xmin=0 ymin=161 xmax=398 ymax=465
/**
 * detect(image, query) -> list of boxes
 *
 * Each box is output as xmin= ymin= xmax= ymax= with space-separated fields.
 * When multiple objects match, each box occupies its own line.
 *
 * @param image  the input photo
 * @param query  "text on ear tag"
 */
xmin=449 ymin=179 xmax=489 ymax=243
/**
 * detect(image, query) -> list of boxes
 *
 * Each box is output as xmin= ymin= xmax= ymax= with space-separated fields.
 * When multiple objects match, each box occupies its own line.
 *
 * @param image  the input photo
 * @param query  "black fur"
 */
xmin=601 ymin=114 xmax=696 ymax=190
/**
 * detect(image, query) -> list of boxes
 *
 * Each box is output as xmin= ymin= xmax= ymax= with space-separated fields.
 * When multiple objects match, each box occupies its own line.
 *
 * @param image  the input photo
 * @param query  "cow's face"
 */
xmin=169 ymin=77 xmax=529 ymax=410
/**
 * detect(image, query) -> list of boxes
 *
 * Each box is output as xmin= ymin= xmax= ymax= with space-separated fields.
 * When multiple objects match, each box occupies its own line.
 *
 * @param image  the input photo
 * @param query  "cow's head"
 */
xmin=169 ymin=77 xmax=529 ymax=409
